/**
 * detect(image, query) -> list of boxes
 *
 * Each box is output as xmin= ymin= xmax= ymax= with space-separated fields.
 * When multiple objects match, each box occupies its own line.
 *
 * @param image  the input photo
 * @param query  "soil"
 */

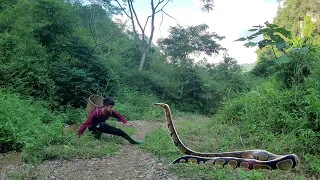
xmin=0 ymin=121 xmax=188 ymax=180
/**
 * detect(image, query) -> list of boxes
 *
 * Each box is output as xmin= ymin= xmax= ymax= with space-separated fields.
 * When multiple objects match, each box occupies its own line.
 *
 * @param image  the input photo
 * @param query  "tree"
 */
xmin=157 ymin=24 xmax=226 ymax=64
xmin=74 ymin=3 xmax=123 ymax=54
xmin=302 ymin=16 xmax=317 ymax=38
xmin=93 ymin=0 xmax=215 ymax=71
xmin=274 ymin=0 xmax=320 ymax=38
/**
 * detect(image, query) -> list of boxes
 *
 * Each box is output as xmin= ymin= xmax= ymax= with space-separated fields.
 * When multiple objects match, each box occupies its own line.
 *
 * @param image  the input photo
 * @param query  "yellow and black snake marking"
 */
xmin=154 ymin=103 xmax=299 ymax=170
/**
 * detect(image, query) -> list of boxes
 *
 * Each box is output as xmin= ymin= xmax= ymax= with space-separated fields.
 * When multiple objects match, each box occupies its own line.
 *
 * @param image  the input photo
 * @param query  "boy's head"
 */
xmin=103 ymin=97 xmax=115 ymax=106
xmin=103 ymin=97 xmax=115 ymax=113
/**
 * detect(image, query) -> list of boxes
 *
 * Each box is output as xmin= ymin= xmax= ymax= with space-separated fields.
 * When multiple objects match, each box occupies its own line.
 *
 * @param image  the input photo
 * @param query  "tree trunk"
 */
xmin=139 ymin=50 xmax=148 ymax=71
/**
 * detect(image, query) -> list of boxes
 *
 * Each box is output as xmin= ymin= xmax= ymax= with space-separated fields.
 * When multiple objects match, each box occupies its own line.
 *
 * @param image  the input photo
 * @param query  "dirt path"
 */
xmin=1 ymin=121 xmax=185 ymax=180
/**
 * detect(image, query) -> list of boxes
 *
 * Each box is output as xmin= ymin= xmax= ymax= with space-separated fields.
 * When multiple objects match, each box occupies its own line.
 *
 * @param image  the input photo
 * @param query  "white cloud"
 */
xmin=113 ymin=0 xmax=279 ymax=64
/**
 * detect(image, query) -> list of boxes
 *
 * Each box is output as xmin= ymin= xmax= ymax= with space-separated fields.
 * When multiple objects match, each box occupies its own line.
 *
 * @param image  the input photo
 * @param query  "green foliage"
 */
xmin=0 ymin=91 xmax=64 ymax=160
xmin=158 ymin=24 xmax=226 ymax=64
xmin=141 ymin=113 xmax=311 ymax=179
xmin=199 ymin=0 xmax=215 ymax=12
xmin=113 ymin=88 xmax=163 ymax=120
xmin=251 ymin=59 xmax=277 ymax=77
xmin=124 ymin=52 xmax=250 ymax=114
xmin=63 ymin=105 xmax=86 ymax=125
xmin=0 ymin=33 xmax=56 ymax=100
xmin=0 ymin=0 xmax=247 ymax=116
xmin=0 ymin=1 xmax=57 ymax=102
xmin=0 ymin=90 xmax=137 ymax=163
xmin=44 ymin=120 xmax=134 ymax=160
xmin=0 ymin=0 xmax=118 ymax=108
xmin=140 ymin=129 xmax=181 ymax=161
xmin=234 ymin=22 xmax=292 ymax=52
xmin=213 ymin=75 xmax=320 ymax=175
xmin=237 ymin=23 xmax=318 ymax=90
xmin=231 ymin=8 xmax=320 ymax=177
xmin=274 ymin=0 xmax=320 ymax=39
xmin=302 ymin=16 xmax=317 ymax=38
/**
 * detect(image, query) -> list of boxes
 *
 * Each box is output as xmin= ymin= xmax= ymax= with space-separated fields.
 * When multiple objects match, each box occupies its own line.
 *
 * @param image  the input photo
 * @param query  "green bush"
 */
xmin=0 ymin=91 xmax=65 ymax=162
xmin=0 ymin=90 xmax=137 ymax=163
xmin=113 ymin=88 xmax=163 ymax=120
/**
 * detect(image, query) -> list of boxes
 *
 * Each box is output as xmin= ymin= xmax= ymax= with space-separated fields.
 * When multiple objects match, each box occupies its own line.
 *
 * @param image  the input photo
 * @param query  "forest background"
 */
xmin=0 ymin=0 xmax=319 ymax=179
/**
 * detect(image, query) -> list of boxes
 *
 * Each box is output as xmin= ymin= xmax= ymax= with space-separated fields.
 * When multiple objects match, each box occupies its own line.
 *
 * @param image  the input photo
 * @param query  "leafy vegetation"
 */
xmin=0 ymin=0 xmax=319 ymax=179
xmin=0 ymin=91 xmax=135 ymax=163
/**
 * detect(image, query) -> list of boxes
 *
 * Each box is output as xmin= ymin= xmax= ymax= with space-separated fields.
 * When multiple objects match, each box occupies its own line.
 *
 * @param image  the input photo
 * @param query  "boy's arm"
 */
xmin=111 ymin=110 xmax=130 ymax=125
xmin=77 ymin=110 xmax=96 ymax=137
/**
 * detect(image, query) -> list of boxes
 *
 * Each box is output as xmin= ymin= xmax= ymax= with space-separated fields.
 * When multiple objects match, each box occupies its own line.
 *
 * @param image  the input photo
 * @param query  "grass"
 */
xmin=1 ymin=86 xmax=319 ymax=179
xmin=0 ymin=91 xmax=136 ymax=164
xmin=139 ymin=111 xmax=318 ymax=180
xmin=42 ymin=120 xmax=135 ymax=160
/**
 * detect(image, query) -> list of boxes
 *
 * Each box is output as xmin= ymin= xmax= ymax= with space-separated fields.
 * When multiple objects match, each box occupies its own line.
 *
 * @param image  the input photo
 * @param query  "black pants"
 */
xmin=91 ymin=122 xmax=127 ymax=139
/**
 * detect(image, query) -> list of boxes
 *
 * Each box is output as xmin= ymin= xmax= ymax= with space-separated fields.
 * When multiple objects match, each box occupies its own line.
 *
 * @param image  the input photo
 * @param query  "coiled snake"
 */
xmin=154 ymin=103 xmax=299 ymax=170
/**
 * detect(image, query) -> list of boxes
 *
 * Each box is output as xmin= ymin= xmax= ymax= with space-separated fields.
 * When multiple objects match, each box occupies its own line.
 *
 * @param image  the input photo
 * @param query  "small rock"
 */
xmin=107 ymin=171 xmax=113 ymax=174
xmin=50 ymin=175 xmax=56 ymax=179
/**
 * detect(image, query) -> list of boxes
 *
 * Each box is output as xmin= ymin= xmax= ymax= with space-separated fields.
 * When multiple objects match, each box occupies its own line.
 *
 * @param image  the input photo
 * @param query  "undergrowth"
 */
xmin=140 ymin=108 xmax=318 ymax=179
xmin=0 ymin=91 xmax=134 ymax=163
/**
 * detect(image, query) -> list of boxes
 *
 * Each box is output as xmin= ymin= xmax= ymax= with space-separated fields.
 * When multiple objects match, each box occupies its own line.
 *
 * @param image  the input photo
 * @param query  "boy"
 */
xmin=77 ymin=97 xmax=143 ymax=144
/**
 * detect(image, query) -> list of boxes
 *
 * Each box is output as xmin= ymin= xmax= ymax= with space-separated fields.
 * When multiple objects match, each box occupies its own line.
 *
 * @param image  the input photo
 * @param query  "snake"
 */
xmin=153 ymin=103 xmax=299 ymax=170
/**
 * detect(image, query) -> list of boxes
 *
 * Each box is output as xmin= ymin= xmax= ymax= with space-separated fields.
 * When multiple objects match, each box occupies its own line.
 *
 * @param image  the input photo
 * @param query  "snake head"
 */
xmin=153 ymin=103 xmax=169 ymax=109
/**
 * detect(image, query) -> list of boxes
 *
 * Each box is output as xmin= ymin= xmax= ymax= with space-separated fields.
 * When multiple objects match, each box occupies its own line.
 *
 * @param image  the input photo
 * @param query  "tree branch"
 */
xmin=147 ymin=0 xmax=156 ymax=48
xmin=126 ymin=0 xmax=143 ymax=50
xmin=129 ymin=0 xmax=145 ymax=38
xmin=114 ymin=0 xmax=131 ymax=18
xmin=93 ymin=27 xmax=122 ymax=50
xmin=155 ymin=0 xmax=165 ymax=10
xmin=162 ymin=10 xmax=179 ymax=25
xmin=143 ymin=0 xmax=170 ymax=33
xmin=159 ymin=10 xmax=164 ymax=37
xmin=155 ymin=0 xmax=170 ymax=14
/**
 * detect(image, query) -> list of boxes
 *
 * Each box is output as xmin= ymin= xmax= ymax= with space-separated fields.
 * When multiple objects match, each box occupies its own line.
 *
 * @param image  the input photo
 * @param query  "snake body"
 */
xmin=154 ymin=103 xmax=299 ymax=170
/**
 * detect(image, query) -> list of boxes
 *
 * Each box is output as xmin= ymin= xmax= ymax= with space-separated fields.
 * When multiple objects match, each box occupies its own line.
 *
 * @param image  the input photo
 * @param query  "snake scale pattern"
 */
xmin=154 ymin=103 xmax=299 ymax=171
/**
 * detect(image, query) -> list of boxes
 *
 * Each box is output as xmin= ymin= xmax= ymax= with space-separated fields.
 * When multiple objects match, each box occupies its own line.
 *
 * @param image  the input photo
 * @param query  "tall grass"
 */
xmin=139 ymin=112 xmax=311 ymax=179
xmin=0 ymin=90 xmax=134 ymax=163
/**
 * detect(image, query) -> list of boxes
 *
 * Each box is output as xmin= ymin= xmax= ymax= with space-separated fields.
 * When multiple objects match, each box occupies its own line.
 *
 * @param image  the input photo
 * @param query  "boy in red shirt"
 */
xmin=77 ymin=97 xmax=143 ymax=144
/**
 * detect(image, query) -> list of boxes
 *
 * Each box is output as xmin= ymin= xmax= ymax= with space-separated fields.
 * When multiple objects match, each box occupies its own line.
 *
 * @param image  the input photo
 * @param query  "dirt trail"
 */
xmin=0 ymin=121 xmax=186 ymax=180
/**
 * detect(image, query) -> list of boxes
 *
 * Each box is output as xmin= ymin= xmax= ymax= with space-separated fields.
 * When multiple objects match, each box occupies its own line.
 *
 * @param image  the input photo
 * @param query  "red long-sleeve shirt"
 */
xmin=77 ymin=108 xmax=128 ymax=137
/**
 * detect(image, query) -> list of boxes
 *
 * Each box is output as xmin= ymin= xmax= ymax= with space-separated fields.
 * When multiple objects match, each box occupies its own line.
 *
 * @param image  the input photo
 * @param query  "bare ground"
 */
xmin=0 ymin=121 xmax=187 ymax=180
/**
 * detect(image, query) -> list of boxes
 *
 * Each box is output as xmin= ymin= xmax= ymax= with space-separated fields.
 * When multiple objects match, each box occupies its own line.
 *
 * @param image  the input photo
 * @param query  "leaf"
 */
xmin=248 ymin=28 xmax=258 ymax=32
xmin=247 ymin=35 xmax=258 ymax=41
xmin=244 ymin=42 xmax=257 ymax=48
xmin=248 ymin=29 xmax=270 ymax=39
xmin=291 ymin=47 xmax=309 ymax=54
xmin=266 ymin=23 xmax=279 ymax=29
xmin=275 ymin=28 xmax=292 ymax=39
xmin=276 ymin=56 xmax=291 ymax=64
xmin=275 ymin=41 xmax=286 ymax=50
xmin=258 ymin=39 xmax=272 ymax=49
xmin=268 ymin=34 xmax=283 ymax=42
xmin=234 ymin=37 xmax=247 ymax=42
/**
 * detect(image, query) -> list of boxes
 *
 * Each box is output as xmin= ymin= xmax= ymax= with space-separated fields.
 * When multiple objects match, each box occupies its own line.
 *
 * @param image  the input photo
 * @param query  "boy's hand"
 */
xmin=124 ymin=123 xmax=133 ymax=127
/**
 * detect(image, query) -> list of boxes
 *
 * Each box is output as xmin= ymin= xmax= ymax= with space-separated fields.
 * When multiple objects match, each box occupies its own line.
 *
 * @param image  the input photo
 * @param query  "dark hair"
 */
xmin=103 ymin=97 xmax=115 ymax=106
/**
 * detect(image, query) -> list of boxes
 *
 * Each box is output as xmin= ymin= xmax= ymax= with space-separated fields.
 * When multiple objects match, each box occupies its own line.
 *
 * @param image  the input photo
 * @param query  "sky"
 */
xmin=113 ymin=0 xmax=280 ymax=64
